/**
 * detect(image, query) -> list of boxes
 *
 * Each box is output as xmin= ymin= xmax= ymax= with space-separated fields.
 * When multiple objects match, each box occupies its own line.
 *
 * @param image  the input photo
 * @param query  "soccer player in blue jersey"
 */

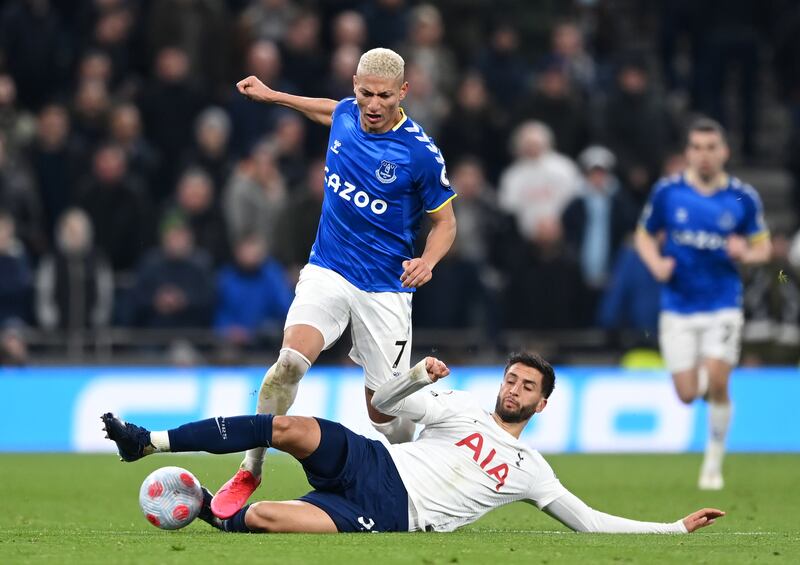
xmin=210 ymin=48 xmax=457 ymax=517
xmin=635 ymin=118 xmax=771 ymax=490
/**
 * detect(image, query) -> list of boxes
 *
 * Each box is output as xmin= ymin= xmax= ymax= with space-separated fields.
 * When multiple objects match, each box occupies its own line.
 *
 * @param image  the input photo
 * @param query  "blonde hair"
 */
xmin=356 ymin=48 xmax=405 ymax=82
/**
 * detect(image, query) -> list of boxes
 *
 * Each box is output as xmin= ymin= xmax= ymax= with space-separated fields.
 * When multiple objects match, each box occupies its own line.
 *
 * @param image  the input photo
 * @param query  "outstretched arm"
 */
xmin=371 ymin=357 xmax=450 ymax=421
xmin=542 ymin=491 xmax=724 ymax=534
xmin=236 ymin=75 xmax=338 ymax=127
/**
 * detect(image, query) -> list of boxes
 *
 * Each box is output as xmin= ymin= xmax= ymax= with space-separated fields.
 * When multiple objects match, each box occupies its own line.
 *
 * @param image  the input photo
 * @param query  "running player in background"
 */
xmin=211 ymin=48 xmax=457 ymax=517
xmin=102 ymin=353 xmax=723 ymax=534
xmin=635 ymin=118 xmax=771 ymax=490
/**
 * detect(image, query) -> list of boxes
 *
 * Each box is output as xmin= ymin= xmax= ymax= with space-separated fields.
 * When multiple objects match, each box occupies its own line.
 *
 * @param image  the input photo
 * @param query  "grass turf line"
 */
xmin=0 ymin=453 xmax=798 ymax=564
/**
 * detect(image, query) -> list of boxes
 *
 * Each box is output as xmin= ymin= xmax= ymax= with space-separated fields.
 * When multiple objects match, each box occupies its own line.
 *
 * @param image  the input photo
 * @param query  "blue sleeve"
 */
xmin=639 ymin=183 xmax=667 ymax=234
xmin=737 ymin=186 xmax=769 ymax=240
xmin=409 ymin=130 xmax=457 ymax=213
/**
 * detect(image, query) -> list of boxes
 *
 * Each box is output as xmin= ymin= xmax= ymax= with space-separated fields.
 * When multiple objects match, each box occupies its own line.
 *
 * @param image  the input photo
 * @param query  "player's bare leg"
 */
xmin=671 ymin=368 xmax=701 ymax=404
xmin=365 ymin=387 xmax=416 ymax=443
xmin=245 ymin=500 xmax=337 ymax=533
xmin=698 ymin=358 xmax=733 ymax=490
xmin=214 ymin=324 xmax=324 ymax=518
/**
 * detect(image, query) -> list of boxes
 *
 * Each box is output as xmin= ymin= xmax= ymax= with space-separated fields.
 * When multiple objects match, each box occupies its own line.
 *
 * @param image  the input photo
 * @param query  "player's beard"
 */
xmin=494 ymin=395 xmax=536 ymax=424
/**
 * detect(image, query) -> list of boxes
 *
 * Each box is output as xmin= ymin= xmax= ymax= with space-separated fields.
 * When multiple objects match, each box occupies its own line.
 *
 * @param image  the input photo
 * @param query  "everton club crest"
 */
xmin=375 ymin=160 xmax=398 ymax=184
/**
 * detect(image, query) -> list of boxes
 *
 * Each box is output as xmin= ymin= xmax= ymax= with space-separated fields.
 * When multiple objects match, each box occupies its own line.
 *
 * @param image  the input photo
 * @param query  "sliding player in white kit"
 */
xmin=212 ymin=48 xmax=457 ymax=517
xmin=102 ymin=353 xmax=724 ymax=534
xmin=636 ymin=118 xmax=771 ymax=490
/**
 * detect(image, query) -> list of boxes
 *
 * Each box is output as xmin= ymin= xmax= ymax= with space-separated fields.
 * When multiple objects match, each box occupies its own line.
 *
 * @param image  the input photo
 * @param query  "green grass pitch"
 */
xmin=1 ymin=453 xmax=798 ymax=564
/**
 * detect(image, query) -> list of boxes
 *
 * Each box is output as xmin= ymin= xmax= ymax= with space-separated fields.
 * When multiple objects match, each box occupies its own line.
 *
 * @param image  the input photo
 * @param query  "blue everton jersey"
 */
xmin=309 ymin=98 xmax=456 ymax=292
xmin=640 ymin=173 xmax=769 ymax=314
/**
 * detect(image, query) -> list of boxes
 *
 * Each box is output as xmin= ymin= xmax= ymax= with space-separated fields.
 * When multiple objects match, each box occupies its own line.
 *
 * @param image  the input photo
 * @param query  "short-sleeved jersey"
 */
xmin=640 ymin=173 xmax=769 ymax=313
xmin=387 ymin=390 xmax=568 ymax=532
xmin=309 ymin=98 xmax=457 ymax=292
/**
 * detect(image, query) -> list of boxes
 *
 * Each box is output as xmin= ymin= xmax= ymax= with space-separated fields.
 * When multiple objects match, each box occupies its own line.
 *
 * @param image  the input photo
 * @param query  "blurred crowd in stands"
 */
xmin=0 ymin=0 xmax=799 ymax=365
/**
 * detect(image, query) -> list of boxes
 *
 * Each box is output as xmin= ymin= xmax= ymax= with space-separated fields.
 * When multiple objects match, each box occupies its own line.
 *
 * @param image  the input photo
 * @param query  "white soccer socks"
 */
xmin=372 ymin=416 xmax=416 ymax=444
xmin=240 ymin=348 xmax=311 ymax=476
xmin=699 ymin=401 xmax=732 ymax=490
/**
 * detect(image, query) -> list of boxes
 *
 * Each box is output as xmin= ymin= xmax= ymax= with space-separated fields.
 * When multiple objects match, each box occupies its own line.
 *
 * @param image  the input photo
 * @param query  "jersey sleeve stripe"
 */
xmin=426 ymin=193 xmax=457 ymax=214
xmin=748 ymin=230 xmax=770 ymax=243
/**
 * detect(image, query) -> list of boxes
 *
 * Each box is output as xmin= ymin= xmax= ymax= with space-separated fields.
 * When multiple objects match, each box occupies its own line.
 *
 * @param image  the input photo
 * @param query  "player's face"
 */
xmin=353 ymin=73 xmax=408 ymax=134
xmin=494 ymin=363 xmax=548 ymax=424
xmin=686 ymin=131 xmax=729 ymax=181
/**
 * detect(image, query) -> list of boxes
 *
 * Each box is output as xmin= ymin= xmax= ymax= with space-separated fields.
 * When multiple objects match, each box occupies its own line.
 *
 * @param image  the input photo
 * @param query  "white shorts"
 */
xmin=284 ymin=264 xmax=413 ymax=390
xmin=658 ymin=308 xmax=744 ymax=373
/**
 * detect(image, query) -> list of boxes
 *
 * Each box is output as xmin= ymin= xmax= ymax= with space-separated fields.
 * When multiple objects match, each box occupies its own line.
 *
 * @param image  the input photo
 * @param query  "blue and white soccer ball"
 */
xmin=138 ymin=466 xmax=203 ymax=530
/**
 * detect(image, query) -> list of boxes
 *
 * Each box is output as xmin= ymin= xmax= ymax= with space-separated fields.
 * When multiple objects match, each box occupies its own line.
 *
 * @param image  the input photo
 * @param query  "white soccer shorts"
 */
xmin=658 ymin=308 xmax=744 ymax=373
xmin=284 ymin=264 xmax=413 ymax=390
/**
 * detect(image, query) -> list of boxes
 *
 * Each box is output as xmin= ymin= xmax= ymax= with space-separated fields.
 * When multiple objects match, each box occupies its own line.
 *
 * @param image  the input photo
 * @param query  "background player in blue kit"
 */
xmin=210 ymin=48 xmax=457 ymax=518
xmin=635 ymin=118 xmax=771 ymax=490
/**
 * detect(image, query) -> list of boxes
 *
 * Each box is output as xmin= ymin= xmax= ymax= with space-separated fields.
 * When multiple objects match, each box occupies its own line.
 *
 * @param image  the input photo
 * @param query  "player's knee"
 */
xmin=271 ymin=415 xmax=295 ymax=444
xmin=675 ymin=388 xmax=696 ymax=404
xmin=245 ymin=502 xmax=278 ymax=532
xmin=270 ymin=348 xmax=310 ymax=386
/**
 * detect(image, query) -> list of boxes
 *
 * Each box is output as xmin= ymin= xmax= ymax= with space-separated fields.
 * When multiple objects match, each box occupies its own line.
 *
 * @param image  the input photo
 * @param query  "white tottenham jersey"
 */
xmin=372 ymin=361 xmax=688 ymax=535
xmin=387 ymin=390 xmax=567 ymax=532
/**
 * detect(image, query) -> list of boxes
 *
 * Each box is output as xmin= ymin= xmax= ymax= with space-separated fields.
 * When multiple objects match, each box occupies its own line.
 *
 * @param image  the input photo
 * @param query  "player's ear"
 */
xmin=352 ymin=75 xmax=358 ymax=93
xmin=535 ymin=397 xmax=548 ymax=414
xmin=399 ymin=81 xmax=409 ymax=101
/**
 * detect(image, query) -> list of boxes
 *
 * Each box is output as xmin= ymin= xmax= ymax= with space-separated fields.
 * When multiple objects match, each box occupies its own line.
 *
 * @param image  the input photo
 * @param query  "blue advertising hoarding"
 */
xmin=0 ymin=366 xmax=798 ymax=453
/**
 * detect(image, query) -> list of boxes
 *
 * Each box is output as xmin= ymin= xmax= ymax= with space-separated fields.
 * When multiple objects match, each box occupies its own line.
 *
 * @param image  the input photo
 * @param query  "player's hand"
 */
xmin=682 ymin=508 xmax=725 ymax=533
xmin=651 ymin=256 xmax=676 ymax=282
xmin=401 ymin=258 xmax=433 ymax=288
xmin=236 ymin=75 xmax=277 ymax=104
xmin=726 ymin=235 xmax=748 ymax=261
xmin=424 ymin=357 xmax=450 ymax=382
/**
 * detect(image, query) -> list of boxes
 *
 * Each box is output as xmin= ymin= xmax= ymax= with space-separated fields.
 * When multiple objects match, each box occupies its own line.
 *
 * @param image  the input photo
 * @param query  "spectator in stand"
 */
xmin=331 ymin=10 xmax=367 ymax=50
xmin=272 ymin=112 xmax=307 ymax=190
xmin=71 ymin=78 xmax=111 ymax=150
xmin=438 ymin=72 xmax=506 ymax=182
xmin=598 ymin=57 xmax=677 ymax=202
xmin=167 ymin=168 xmax=229 ymax=266
xmin=0 ymin=131 xmax=46 ymax=258
xmin=0 ymin=211 xmax=32 ymax=325
xmin=280 ymin=11 xmax=326 ymax=97
xmin=108 ymin=102 xmax=159 ymax=193
xmin=146 ymin=0 xmax=230 ymax=94
xmin=361 ymin=0 xmax=410 ymax=51
xmin=138 ymin=46 xmax=207 ymax=202
xmin=413 ymin=157 xmax=510 ymax=335
xmin=402 ymin=4 xmax=457 ymax=95
xmin=36 ymin=208 xmax=113 ymax=331
xmin=180 ymin=107 xmax=234 ymax=199
xmin=74 ymin=50 xmax=113 ymax=91
xmin=475 ymin=22 xmax=528 ymax=114
xmin=0 ymin=73 xmax=36 ymax=159
xmin=0 ymin=0 xmax=73 ymax=110
xmin=498 ymin=121 xmax=580 ymax=244
xmin=87 ymin=1 xmax=136 ymax=89
xmin=514 ymin=57 xmax=589 ymax=158
xmin=397 ymin=62 xmax=449 ymax=138
xmin=562 ymin=146 xmax=637 ymax=320
xmin=215 ymin=233 xmax=293 ymax=346
xmin=132 ymin=212 xmax=214 ymax=329
xmin=223 ymin=141 xmax=287 ymax=253
xmin=502 ymin=215 xmax=587 ymax=330
xmin=26 ymin=104 xmax=86 ymax=242
xmin=238 ymin=0 xmax=298 ymax=44
xmin=76 ymin=143 xmax=151 ymax=273
xmin=550 ymin=21 xmax=596 ymax=96
xmin=227 ymin=40 xmax=294 ymax=157
xmin=324 ymin=45 xmax=361 ymax=101
xmin=273 ymin=158 xmax=324 ymax=278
